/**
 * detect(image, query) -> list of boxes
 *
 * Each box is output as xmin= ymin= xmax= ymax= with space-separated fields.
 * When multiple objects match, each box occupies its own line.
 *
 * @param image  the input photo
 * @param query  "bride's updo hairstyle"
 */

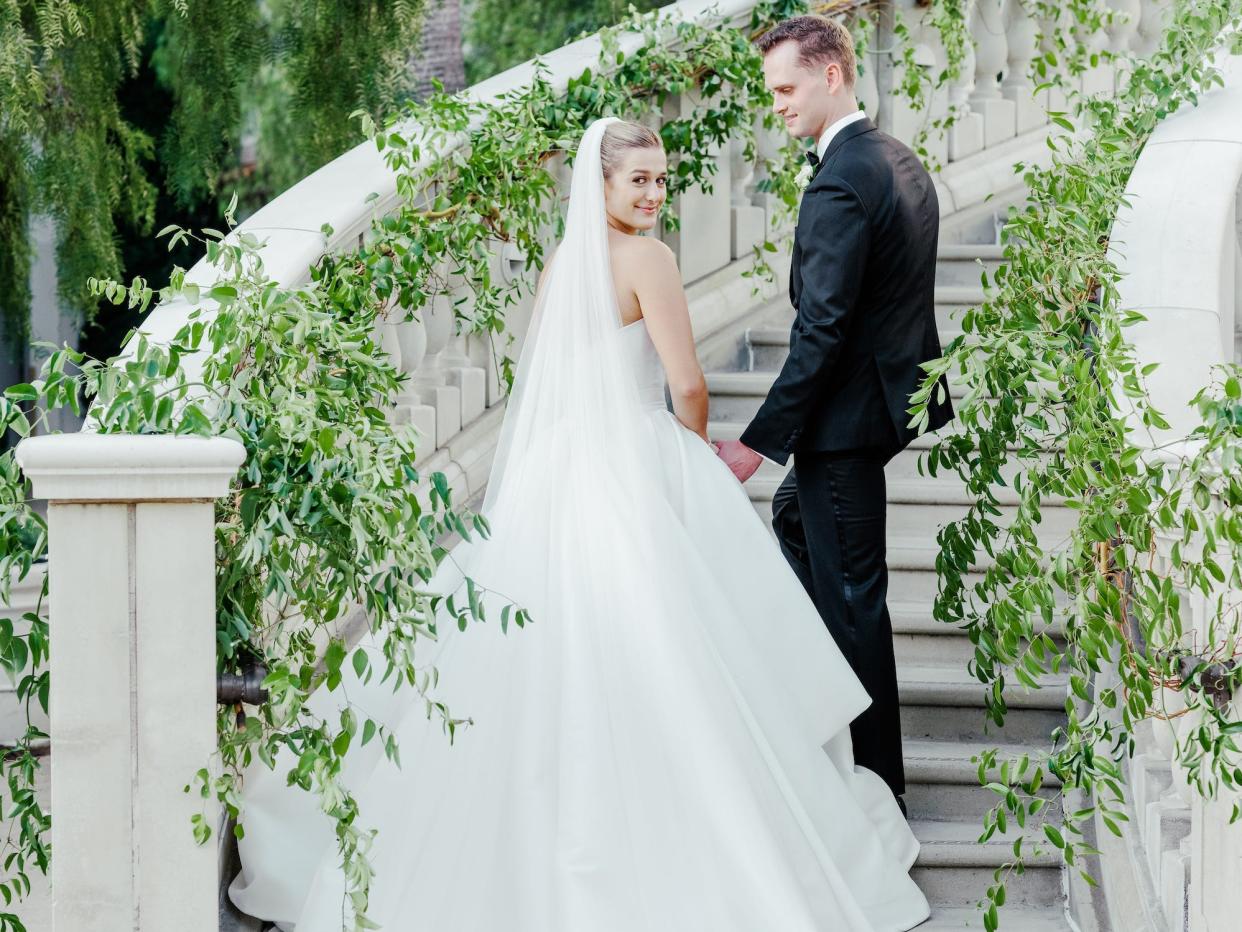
xmin=600 ymin=120 xmax=663 ymax=179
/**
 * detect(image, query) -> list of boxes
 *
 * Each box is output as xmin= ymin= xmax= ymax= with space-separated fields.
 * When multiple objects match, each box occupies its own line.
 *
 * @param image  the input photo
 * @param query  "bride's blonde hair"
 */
xmin=600 ymin=120 xmax=663 ymax=180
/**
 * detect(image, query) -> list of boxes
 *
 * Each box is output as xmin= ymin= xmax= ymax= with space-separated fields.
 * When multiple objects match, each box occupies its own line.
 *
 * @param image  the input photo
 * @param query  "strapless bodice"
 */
xmin=617 ymin=318 xmax=667 ymax=410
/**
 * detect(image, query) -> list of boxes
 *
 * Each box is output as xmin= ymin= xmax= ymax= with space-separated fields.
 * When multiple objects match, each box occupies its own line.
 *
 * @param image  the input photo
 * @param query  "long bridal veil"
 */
xmin=481 ymin=116 xmax=663 ymax=519
xmin=229 ymin=117 xmax=928 ymax=932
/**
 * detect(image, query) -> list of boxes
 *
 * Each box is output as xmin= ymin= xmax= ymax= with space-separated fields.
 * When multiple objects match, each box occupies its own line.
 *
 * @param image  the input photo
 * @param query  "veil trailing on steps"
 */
xmin=229 ymin=117 xmax=930 ymax=932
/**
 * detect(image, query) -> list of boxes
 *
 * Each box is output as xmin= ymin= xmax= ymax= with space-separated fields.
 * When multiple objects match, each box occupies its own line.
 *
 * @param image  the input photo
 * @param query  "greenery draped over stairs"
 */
xmin=1 ymin=1 xmax=1242 ymax=929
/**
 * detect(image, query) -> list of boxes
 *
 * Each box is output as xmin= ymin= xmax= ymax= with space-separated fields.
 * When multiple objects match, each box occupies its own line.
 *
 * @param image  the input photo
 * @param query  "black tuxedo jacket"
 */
xmin=740 ymin=116 xmax=954 ymax=465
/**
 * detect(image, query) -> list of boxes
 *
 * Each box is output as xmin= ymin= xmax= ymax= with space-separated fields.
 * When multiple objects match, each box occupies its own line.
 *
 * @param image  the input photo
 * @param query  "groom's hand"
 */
xmin=715 ymin=439 xmax=763 ymax=484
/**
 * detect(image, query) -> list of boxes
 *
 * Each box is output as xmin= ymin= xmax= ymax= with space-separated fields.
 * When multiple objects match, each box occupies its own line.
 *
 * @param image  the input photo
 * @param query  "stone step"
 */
xmin=744 ymin=286 xmax=984 ymax=368
xmin=893 ymin=625 xmax=1066 ymax=669
xmin=904 ymin=738 xmax=1063 ymax=824
xmin=889 ymin=566 xmax=983 ymax=606
xmin=901 ymin=664 xmax=1067 ymax=746
xmin=747 ymin=326 xmax=969 ymax=370
xmin=744 ymin=477 xmax=1076 ymax=555
xmin=745 ymin=472 xmax=1065 ymax=511
xmin=912 ymin=819 xmax=1065 ymax=908
xmin=708 ymin=370 xmax=967 ymax=422
xmin=935 ymin=243 xmax=1008 ymax=288
xmin=706 ymin=423 xmax=1044 ymax=487
xmin=919 ymin=906 xmax=1071 ymax=931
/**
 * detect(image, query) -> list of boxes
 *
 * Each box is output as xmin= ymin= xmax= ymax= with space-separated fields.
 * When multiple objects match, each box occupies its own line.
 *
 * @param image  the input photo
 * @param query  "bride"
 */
xmin=229 ymin=117 xmax=931 ymax=932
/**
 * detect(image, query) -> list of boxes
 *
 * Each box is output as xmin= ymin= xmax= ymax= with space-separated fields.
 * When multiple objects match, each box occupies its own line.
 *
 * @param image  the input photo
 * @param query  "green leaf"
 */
xmin=3 ymin=384 xmax=38 ymax=402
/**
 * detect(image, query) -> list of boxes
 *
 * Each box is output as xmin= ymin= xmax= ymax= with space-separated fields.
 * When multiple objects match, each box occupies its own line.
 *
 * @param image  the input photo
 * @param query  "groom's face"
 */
xmin=762 ymin=40 xmax=840 ymax=142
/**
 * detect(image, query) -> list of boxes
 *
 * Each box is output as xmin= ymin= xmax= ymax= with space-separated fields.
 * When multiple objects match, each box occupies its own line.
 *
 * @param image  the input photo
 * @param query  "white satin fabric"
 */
xmin=228 ymin=118 xmax=931 ymax=932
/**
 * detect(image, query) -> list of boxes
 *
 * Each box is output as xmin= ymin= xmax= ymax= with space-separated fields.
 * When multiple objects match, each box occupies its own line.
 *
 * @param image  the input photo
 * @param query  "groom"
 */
xmin=716 ymin=16 xmax=954 ymax=808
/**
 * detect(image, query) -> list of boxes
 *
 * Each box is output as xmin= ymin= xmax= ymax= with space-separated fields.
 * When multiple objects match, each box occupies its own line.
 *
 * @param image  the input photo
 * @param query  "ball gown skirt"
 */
xmin=229 ymin=320 xmax=931 ymax=931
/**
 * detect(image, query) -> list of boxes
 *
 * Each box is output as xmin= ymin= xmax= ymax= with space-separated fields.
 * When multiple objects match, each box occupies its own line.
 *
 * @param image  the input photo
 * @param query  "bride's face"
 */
xmin=604 ymin=147 xmax=668 ymax=235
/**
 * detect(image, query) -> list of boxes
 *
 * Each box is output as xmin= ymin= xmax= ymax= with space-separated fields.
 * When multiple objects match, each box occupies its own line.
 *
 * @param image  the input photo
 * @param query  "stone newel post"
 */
xmin=14 ymin=433 xmax=245 ymax=932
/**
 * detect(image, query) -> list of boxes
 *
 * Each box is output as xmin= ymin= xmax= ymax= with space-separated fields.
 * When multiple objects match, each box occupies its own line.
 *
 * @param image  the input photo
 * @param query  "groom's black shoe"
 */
xmin=895 ymin=795 xmax=908 ymax=819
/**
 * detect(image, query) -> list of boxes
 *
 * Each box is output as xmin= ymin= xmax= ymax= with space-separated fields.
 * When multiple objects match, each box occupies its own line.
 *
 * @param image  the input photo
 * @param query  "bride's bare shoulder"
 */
xmin=613 ymin=234 xmax=677 ymax=275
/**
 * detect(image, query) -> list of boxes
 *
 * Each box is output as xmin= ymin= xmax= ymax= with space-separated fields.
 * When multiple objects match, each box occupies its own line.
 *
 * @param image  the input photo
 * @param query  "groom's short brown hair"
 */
xmin=755 ymin=15 xmax=857 ymax=89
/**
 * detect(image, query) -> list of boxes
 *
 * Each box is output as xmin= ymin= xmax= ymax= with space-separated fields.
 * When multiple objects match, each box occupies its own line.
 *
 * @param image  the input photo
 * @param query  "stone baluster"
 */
xmin=969 ymin=0 xmax=1017 ymax=148
xmin=1080 ymin=1 xmax=1116 ymax=96
xmin=883 ymin=2 xmax=940 ymax=157
xmin=1036 ymin=10 xmax=1068 ymax=118
xmin=391 ymin=305 xmax=438 ymax=452
xmin=1002 ymin=0 xmax=1044 ymax=134
xmin=729 ymin=133 xmax=766 ymax=260
xmin=479 ymin=240 xmax=531 ymax=407
xmin=429 ymin=278 xmax=487 ymax=429
xmin=662 ymin=91 xmax=733 ymax=285
xmin=1234 ymin=184 xmax=1241 ymax=366
xmin=1107 ymin=0 xmax=1143 ymax=54
xmin=409 ymin=290 xmax=461 ymax=447
xmin=748 ymin=114 xmax=788 ymax=226
xmin=947 ymin=1 xmax=985 ymax=161
xmin=14 ymin=433 xmax=245 ymax=932
xmin=1106 ymin=0 xmax=1143 ymax=93
xmin=851 ymin=11 xmax=882 ymax=129
xmin=1135 ymin=0 xmax=1168 ymax=59
xmin=0 ymin=564 xmax=49 ymax=743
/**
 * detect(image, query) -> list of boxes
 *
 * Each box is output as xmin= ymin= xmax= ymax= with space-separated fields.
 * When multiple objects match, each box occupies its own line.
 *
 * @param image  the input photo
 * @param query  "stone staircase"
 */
xmin=704 ymin=241 xmax=1074 ymax=930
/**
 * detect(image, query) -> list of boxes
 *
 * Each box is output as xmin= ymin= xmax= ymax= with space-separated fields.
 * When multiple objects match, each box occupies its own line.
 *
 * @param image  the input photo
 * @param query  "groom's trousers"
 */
xmin=771 ymin=449 xmax=905 ymax=798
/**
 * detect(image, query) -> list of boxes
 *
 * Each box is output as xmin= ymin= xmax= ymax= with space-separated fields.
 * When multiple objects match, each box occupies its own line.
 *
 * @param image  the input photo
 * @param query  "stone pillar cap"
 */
xmin=15 ymin=434 xmax=245 ymax=502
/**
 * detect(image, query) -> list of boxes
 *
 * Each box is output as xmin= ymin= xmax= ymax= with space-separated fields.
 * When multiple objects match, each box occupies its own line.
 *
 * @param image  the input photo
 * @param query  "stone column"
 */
xmin=14 ymin=432 xmax=245 ymax=932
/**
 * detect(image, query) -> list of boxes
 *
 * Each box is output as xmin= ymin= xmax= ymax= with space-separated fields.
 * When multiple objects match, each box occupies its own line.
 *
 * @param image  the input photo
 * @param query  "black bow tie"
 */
xmin=805 ymin=149 xmax=820 ymax=168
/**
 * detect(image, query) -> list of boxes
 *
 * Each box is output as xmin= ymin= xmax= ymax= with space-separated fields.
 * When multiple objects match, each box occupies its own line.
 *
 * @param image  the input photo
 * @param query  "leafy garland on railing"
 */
xmin=909 ymin=1 xmax=1242 ymax=928
xmin=3 ymin=0 xmax=1230 ymax=928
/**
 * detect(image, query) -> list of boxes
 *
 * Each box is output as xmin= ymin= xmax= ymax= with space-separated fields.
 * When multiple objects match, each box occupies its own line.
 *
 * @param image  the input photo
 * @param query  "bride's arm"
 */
xmin=633 ymin=239 xmax=709 ymax=442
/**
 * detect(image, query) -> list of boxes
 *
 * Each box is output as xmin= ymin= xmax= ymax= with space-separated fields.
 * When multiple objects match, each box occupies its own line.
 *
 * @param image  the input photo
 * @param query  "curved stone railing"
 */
xmin=3 ymin=1 xmax=1163 ymax=927
xmin=1093 ymin=45 xmax=1242 ymax=932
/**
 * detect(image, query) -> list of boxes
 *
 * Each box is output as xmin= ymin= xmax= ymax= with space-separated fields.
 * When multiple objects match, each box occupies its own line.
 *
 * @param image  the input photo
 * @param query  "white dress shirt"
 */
xmin=815 ymin=109 xmax=868 ymax=162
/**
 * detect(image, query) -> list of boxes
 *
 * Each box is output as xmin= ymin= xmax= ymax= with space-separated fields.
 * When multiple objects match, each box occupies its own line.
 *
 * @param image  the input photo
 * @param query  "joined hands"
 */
xmin=713 ymin=439 xmax=763 ymax=484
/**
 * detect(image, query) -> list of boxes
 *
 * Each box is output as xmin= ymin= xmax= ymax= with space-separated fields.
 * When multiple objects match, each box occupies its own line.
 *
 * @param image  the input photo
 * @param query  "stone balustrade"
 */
xmin=1100 ymin=44 xmax=1242 ymax=932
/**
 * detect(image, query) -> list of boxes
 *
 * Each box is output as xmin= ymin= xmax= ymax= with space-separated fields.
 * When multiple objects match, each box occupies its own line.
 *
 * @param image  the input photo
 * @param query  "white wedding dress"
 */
xmin=229 ymin=118 xmax=931 ymax=932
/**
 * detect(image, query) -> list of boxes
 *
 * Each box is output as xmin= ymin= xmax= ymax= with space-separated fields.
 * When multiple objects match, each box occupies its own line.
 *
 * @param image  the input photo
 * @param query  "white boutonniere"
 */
xmin=795 ymin=163 xmax=813 ymax=190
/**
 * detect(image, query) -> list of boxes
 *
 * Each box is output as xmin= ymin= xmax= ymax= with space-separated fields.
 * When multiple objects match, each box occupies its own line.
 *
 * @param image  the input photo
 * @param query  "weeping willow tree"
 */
xmin=0 ymin=0 xmax=429 ymax=359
